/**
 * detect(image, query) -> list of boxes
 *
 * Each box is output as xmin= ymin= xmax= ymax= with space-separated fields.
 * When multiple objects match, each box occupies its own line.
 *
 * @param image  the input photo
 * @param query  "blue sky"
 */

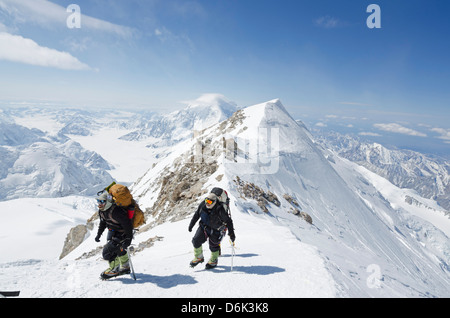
xmin=0 ymin=0 xmax=449 ymax=156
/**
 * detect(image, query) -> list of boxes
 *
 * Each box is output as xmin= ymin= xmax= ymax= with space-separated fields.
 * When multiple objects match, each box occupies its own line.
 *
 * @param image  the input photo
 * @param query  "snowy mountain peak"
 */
xmin=242 ymin=98 xmax=288 ymax=122
xmin=119 ymin=94 xmax=238 ymax=144
xmin=184 ymin=93 xmax=237 ymax=111
xmin=248 ymin=98 xmax=284 ymax=111
xmin=181 ymin=93 xmax=238 ymax=125
xmin=234 ymin=98 xmax=317 ymax=157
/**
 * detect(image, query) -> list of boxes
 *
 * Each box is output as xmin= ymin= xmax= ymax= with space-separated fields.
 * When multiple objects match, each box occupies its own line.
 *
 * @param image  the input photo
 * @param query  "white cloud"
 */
xmin=359 ymin=132 xmax=381 ymax=137
xmin=314 ymin=16 xmax=340 ymax=29
xmin=0 ymin=32 xmax=91 ymax=70
xmin=154 ymin=27 xmax=172 ymax=41
xmin=0 ymin=0 xmax=134 ymax=38
xmin=81 ymin=12 xmax=135 ymax=38
xmin=373 ymin=123 xmax=427 ymax=137
xmin=431 ymin=127 xmax=450 ymax=143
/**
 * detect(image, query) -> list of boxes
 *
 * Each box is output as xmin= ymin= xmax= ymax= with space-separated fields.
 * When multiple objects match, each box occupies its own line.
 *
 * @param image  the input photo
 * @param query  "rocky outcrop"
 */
xmin=233 ymin=176 xmax=280 ymax=213
xmin=59 ymin=223 xmax=93 ymax=259
xmin=233 ymin=176 xmax=313 ymax=224
xmin=141 ymin=160 xmax=216 ymax=230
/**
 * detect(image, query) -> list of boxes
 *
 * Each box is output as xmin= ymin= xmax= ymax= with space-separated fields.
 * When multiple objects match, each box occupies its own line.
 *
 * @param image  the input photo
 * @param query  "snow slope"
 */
xmin=0 ymin=196 xmax=94 ymax=263
xmin=67 ymin=126 xmax=161 ymax=184
xmin=0 ymin=199 xmax=336 ymax=298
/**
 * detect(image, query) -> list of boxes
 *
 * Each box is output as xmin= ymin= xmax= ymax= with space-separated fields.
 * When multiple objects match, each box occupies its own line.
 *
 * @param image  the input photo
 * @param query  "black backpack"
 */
xmin=210 ymin=187 xmax=231 ymax=216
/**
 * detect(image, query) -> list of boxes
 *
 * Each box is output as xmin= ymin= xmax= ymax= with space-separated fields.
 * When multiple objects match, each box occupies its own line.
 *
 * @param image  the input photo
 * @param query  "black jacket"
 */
xmin=189 ymin=201 xmax=235 ymax=237
xmin=97 ymin=204 xmax=133 ymax=247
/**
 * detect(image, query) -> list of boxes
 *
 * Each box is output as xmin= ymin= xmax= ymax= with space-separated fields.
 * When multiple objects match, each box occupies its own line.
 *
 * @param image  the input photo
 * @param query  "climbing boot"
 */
xmin=118 ymin=253 xmax=131 ymax=274
xmin=205 ymin=250 xmax=220 ymax=269
xmin=190 ymin=247 xmax=204 ymax=268
xmin=100 ymin=258 xmax=120 ymax=279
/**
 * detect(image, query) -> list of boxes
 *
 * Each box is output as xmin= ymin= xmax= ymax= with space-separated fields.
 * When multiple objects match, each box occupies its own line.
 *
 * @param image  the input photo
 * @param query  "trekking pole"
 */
xmin=127 ymin=229 xmax=138 ymax=280
xmin=229 ymin=239 xmax=235 ymax=272
xmin=127 ymin=246 xmax=137 ymax=280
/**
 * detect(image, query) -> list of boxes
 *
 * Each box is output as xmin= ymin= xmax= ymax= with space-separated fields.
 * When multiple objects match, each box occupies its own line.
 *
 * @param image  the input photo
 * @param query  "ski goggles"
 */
xmin=97 ymin=199 xmax=106 ymax=204
xmin=205 ymin=198 xmax=216 ymax=205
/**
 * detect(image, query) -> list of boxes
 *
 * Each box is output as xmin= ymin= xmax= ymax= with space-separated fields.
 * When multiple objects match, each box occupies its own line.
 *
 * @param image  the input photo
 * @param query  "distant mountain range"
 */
xmin=314 ymin=131 xmax=450 ymax=213
xmin=0 ymin=114 xmax=113 ymax=200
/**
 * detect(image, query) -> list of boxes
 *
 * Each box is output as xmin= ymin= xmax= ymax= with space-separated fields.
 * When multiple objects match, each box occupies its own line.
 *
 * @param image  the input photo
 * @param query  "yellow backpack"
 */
xmin=104 ymin=182 xmax=146 ymax=229
xmin=108 ymin=183 xmax=133 ymax=207
xmin=129 ymin=202 xmax=146 ymax=229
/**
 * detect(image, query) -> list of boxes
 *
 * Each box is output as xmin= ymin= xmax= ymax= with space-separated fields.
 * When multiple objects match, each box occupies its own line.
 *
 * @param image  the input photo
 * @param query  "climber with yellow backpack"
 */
xmin=95 ymin=182 xmax=145 ymax=280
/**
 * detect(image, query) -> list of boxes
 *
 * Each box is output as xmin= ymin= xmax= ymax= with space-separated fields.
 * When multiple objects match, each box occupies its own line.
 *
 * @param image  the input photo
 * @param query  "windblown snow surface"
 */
xmin=0 ymin=97 xmax=449 ymax=299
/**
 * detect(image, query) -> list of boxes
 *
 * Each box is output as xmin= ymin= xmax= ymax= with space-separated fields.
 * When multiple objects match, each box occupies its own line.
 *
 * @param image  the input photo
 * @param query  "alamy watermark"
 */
xmin=366 ymin=264 xmax=383 ymax=289
xmin=190 ymin=127 xmax=280 ymax=175
xmin=66 ymin=263 xmax=82 ymax=290
xmin=66 ymin=4 xmax=81 ymax=29
xmin=228 ymin=128 xmax=280 ymax=175
xmin=367 ymin=4 xmax=381 ymax=29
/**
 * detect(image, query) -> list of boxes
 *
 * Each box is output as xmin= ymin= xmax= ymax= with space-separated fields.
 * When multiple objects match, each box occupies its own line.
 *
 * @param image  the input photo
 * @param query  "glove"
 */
xmin=229 ymin=232 xmax=236 ymax=242
xmin=188 ymin=225 xmax=193 ymax=232
xmin=95 ymin=235 xmax=101 ymax=242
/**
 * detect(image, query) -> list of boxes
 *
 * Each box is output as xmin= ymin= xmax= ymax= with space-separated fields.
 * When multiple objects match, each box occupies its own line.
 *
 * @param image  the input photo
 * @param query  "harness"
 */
xmin=199 ymin=205 xmax=228 ymax=248
xmin=201 ymin=222 xmax=227 ymax=248
xmin=100 ymin=206 xmax=124 ymax=232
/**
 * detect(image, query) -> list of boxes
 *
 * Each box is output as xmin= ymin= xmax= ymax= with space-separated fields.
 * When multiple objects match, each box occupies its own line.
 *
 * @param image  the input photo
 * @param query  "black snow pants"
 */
xmin=192 ymin=224 xmax=224 ymax=253
xmin=102 ymin=231 xmax=128 ymax=262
